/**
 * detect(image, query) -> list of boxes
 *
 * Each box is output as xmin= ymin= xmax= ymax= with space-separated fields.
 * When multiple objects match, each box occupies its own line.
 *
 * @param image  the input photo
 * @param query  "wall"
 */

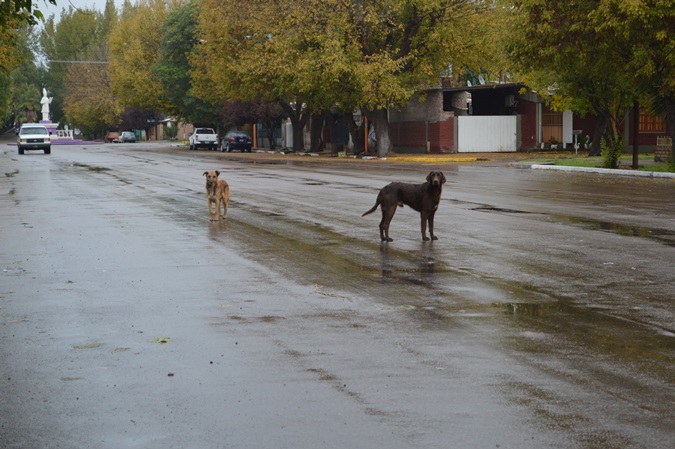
xmin=457 ymin=116 xmax=519 ymax=152
xmin=518 ymin=99 xmax=538 ymax=149
xmin=390 ymin=90 xmax=455 ymax=153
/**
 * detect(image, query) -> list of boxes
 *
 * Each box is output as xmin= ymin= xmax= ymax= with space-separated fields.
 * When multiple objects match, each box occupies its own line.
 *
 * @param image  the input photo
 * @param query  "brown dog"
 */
xmin=203 ymin=170 xmax=230 ymax=221
xmin=362 ymin=171 xmax=446 ymax=242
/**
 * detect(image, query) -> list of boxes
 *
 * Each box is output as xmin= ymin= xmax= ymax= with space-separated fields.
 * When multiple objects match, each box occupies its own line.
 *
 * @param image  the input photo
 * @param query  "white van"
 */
xmin=17 ymin=123 xmax=51 ymax=154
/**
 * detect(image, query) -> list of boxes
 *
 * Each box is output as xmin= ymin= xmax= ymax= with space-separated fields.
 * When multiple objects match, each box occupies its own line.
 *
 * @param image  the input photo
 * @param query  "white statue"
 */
xmin=40 ymin=88 xmax=53 ymax=122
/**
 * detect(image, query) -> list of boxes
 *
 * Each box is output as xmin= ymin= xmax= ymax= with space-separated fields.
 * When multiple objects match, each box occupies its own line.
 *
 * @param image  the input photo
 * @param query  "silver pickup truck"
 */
xmin=189 ymin=128 xmax=218 ymax=151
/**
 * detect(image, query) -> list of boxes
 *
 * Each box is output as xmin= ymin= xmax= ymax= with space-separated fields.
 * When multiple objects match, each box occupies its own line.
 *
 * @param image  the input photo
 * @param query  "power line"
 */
xmin=48 ymin=60 xmax=109 ymax=64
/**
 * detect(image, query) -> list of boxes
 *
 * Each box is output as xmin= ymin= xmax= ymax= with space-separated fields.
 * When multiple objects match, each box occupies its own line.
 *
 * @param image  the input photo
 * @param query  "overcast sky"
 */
xmin=40 ymin=0 xmax=126 ymax=23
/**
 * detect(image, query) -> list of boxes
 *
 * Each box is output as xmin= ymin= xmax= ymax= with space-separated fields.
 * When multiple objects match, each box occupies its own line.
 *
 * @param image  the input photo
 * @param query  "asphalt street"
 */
xmin=1 ymin=136 xmax=674 ymax=449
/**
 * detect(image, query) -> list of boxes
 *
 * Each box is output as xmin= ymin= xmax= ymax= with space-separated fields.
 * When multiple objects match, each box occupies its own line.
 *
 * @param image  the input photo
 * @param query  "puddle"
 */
xmin=494 ymin=299 xmax=675 ymax=382
xmin=72 ymin=343 xmax=103 ymax=349
xmin=552 ymin=215 xmax=675 ymax=247
xmin=185 ymin=192 xmax=675 ymax=400
xmin=472 ymin=204 xmax=674 ymax=247
xmin=472 ymin=206 xmax=533 ymax=214
xmin=72 ymin=162 xmax=111 ymax=172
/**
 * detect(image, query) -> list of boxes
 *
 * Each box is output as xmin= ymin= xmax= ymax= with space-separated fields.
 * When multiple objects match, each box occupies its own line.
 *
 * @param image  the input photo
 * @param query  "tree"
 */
xmin=193 ymin=0 xmax=494 ymax=156
xmin=605 ymin=0 xmax=675 ymax=160
xmin=152 ymin=1 xmax=218 ymax=126
xmin=252 ymin=102 xmax=285 ymax=151
xmin=62 ymin=44 xmax=120 ymax=138
xmin=108 ymin=0 xmax=181 ymax=117
xmin=1 ymin=24 xmax=43 ymax=127
xmin=504 ymin=0 xmax=638 ymax=157
xmin=351 ymin=0 xmax=494 ymax=156
xmin=38 ymin=6 xmax=103 ymax=124
xmin=0 ymin=19 xmax=21 ymax=73
xmin=11 ymin=82 xmax=41 ymax=124
xmin=0 ymin=23 xmax=26 ymax=124
xmin=192 ymin=0 xmax=356 ymax=152
xmin=120 ymin=106 xmax=160 ymax=135
xmin=0 ymin=0 xmax=56 ymax=28
xmin=1 ymin=12 xmax=42 ymax=127
xmin=219 ymin=100 xmax=286 ymax=150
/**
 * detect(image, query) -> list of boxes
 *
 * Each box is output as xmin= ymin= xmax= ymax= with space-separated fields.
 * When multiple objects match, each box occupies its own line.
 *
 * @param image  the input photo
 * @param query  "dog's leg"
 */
xmin=208 ymin=198 xmax=217 ymax=221
xmin=223 ymin=187 xmax=230 ymax=218
xmin=428 ymin=211 xmax=437 ymax=240
xmin=380 ymin=205 xmax=396 ymax=242
xmin=216 ymin=196 xmax=222 ymax=221
xmin=421 ymin=212 xmax=430 ymax=241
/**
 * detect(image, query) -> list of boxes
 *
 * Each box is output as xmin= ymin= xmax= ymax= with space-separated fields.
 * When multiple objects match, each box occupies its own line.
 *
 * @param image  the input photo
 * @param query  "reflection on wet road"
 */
xmin=213 ymin=156 xmax=675 ymax=447
xmin=2 ymin=143 xmax=674 ymax=448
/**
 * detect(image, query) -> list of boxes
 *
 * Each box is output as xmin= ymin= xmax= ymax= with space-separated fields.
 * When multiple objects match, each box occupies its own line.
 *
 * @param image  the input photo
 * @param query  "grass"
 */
xmin=525 ymin=152 xmax=674 ymax=173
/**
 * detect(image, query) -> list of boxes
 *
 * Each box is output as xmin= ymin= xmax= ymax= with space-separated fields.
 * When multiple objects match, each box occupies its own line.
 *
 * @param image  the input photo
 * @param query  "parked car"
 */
xmin=120 ymin=131 xmax=136 ymax=143
xmin=220 ymin=131 xmax=252 ymax=152
xmin=189 ymin=128 xmax=218 ymax=151
xmin=105 ymin=131 xmax=120 ymax=143
xmin=17 ymin=123 xmax=51 ymax=155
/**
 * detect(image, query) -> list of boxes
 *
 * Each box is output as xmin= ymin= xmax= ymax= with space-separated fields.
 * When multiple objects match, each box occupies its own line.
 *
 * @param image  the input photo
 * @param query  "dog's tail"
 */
xmin=362 ymin=199 xmax=380 ymax=217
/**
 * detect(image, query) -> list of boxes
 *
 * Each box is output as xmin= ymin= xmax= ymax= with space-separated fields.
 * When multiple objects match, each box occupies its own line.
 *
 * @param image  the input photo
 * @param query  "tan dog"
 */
xmin=203 ymin=170 xmax=230 ymax=221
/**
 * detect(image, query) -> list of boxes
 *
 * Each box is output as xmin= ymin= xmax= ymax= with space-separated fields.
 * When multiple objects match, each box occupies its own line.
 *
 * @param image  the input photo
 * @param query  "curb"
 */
xmin=531 ymin=164 xmax=675 ymax=179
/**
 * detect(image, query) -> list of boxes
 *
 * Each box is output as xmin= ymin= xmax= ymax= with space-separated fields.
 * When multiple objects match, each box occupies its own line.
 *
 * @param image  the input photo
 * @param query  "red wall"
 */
xmin=518 ymin=100 xmax=537 ymax=149
xmin=391 ymin=117 xmax=455 ymax=153
xmin=429 ymin=118 xmax=454 ymax=153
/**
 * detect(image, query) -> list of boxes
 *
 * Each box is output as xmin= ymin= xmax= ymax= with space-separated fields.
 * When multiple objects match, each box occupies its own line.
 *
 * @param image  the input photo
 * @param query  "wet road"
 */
xmin=1 ymin=139 xmax=674 ymax=449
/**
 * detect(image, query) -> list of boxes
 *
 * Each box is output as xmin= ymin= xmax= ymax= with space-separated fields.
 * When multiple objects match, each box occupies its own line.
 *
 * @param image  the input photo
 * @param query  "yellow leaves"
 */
xmin=108 ymin=0 xmax=179 ymax=111
xmin=121 ymin=0 xmax=506 ymax=116
xmin=63 ymin=60 xmax=121 ymax=131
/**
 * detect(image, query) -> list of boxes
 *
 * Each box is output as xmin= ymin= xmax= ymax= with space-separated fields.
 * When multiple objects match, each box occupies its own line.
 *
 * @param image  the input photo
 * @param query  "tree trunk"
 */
xmin=293 ymin=121 xmax=306 ymax=152
xmin=263 ymin=119 xmax=277 ymax=151
xmin=664 ymin=96 xmax=675 ymax=162
xmin=280 ymin=102 xmax=310 ymax=152
xmin=344 ymin=113 xmax=365 ymax=154
xmin=632 ymin=101 xmax=639 ymax=169
xmin=309 ymin=112 xmax=326 ymax=153
xmin=589 ymin=114 xmax=610 ymax=156
xmin=370 ymin=107 xmax=392 ymax=157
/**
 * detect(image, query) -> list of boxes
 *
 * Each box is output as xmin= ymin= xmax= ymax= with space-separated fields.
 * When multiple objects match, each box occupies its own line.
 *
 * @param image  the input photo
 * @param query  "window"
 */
xmin=542 ymin=109 xmax=563 ymax=143
xmin=639 ymin=111 xmax=665 ymax=133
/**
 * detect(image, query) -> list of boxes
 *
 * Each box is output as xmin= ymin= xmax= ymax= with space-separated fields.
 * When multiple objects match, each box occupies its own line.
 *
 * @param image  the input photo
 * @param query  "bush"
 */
xmin=164 ymin=125 xmax=178 ymax=140
xmin=601 ymin=134 xmax=623 ymax=169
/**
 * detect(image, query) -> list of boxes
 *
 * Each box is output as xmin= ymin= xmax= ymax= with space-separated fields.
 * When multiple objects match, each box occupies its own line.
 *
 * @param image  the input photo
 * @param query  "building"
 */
xmin=387 ymin=82 xmax=670 ymax=154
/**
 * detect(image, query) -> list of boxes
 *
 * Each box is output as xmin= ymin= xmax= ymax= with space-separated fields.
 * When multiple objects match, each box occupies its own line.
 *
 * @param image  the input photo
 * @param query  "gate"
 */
xmin=456 ymin=116 xmax=519 ymax=152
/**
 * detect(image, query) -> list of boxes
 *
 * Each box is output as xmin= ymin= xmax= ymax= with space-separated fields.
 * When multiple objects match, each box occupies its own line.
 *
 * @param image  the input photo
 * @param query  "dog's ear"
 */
xmin=440 ymin=172 xmax=446 ymax=184
xmin=203 ymin=171 xmax=208 ymax=177
xmin=426 ymin=172 xmax=434 ymax=183
xmin=215 ymin=170 xmax=220 ymax=177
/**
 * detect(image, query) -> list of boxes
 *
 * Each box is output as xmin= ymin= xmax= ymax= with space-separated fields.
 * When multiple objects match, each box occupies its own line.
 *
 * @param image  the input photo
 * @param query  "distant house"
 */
xmin=387 ymin=81 xmax=669 ymax=153
xmin=147 ymin=118 xmax=195 ymax=142
xmin=227 ymin=81 xmax=670 ymax=154
xmin=389 ymin=82 xmax=564 ymax=153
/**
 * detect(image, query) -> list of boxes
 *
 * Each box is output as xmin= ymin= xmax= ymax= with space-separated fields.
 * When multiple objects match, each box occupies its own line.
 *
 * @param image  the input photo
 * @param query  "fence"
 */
xmin=456 ymin=116 xmax=519 ymax=152
xmin=655 ymin=136 xmax=672 ymax=162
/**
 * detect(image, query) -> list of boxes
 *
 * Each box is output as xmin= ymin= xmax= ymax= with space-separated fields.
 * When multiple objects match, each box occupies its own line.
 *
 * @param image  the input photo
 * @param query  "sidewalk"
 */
xmin=207 ymin=147 xmax=675 ymax=178
xmin=207 ymin=147 xmax=541 ymax=166
xmin=530 ymin=163 xmax=675 ymax=179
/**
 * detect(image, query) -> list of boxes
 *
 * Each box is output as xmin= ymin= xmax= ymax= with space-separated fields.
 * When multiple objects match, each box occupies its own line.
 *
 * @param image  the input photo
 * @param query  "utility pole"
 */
xmin=633 ymin=101 xmax=639 ymax=169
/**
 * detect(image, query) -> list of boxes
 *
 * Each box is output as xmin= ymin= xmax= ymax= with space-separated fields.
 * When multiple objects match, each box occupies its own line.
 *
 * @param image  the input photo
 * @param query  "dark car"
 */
xmin=120 ymin=131 xmax=136 ymax=143
xmin=220 ymin=131 xmax=252 ymax=152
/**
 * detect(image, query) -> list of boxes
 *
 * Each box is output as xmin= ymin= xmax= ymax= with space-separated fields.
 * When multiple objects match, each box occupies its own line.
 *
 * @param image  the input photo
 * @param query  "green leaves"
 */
xmin=0 ymin=0 xmax=56 ymax=28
